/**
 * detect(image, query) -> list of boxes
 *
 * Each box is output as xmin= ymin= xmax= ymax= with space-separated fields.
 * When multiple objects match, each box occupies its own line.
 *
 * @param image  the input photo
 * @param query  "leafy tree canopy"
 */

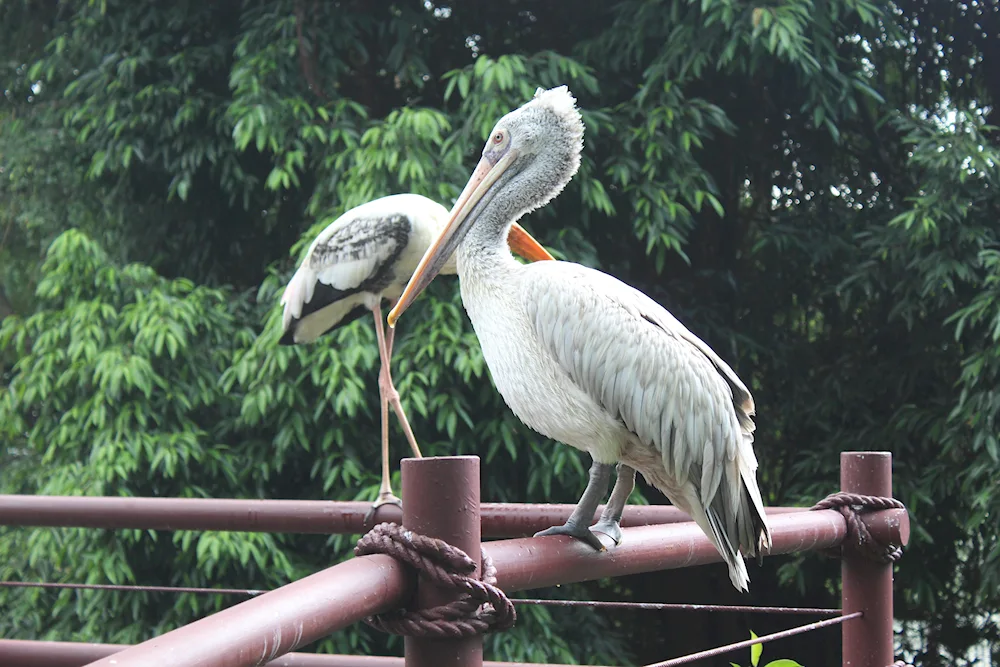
xmin=2 ymin=1 xmax=999 ymax=665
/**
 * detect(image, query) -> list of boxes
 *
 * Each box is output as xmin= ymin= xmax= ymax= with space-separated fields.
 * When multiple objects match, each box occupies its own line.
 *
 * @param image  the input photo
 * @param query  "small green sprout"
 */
xmin=728 ymin=630 xmax=805 ymax=667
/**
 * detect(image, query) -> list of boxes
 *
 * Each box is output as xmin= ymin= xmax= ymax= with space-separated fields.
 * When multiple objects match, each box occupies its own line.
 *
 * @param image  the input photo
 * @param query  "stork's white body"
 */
xmin=277 ymin=192 xmax=552 ymax=518
xmin=278 ymin=193 xmax=454 ymax=515
xmin=280 ymin=193 xmax=454 ymax=346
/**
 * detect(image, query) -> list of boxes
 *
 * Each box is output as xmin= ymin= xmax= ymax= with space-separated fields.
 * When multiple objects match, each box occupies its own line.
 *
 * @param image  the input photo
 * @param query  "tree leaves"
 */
xmin=3 ymin=0 xmax=1000 ymax=663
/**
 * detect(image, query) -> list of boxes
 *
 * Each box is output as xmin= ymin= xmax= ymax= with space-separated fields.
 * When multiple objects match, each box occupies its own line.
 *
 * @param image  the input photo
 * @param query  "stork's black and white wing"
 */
xmin=279 ymin=211 xmax=409 ymax=345
xmin=522 ymin=260 xmax=770 ymax=589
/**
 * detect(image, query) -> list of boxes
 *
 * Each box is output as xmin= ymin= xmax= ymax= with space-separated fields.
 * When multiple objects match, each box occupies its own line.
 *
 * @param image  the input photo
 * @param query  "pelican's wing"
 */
xmin=279 ymin=213 xmax=409 ymax=343
xmin=522 ymin=261 xmax=769 ymax=582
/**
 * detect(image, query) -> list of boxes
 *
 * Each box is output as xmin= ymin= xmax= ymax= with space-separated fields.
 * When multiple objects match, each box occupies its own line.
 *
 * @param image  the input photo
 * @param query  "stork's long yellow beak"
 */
xmin=388 ymin=149 xmax=550 ymax=327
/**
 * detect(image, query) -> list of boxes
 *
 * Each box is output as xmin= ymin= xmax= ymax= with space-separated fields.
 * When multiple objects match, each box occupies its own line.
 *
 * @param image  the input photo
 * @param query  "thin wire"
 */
xmin=0 ymin=581 xmax=840 ymax=614
xmin=0 ymin=581 xmax=266 ymax=597
xmin=513 ymin=599 xmax=840 ymax=615
xmin=0 ymin=581 xmax=843 ymax=617
xmin=642 ymin=611 xmax=864 ymax=667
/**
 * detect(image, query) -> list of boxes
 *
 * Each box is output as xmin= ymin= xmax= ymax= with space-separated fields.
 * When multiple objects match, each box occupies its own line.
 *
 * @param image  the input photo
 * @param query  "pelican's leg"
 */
xmin=364 ymin=305 xmax=402 ymax=524
xmin=590 ymin=463 xmax=636 ymax=546
xmin=534 ymin=460 xmax=613 ymax=551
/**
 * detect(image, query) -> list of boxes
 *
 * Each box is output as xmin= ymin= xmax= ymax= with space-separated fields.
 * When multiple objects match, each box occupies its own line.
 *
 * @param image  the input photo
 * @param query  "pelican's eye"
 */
xmin=492 ymin=130 xmax=505 ymax=145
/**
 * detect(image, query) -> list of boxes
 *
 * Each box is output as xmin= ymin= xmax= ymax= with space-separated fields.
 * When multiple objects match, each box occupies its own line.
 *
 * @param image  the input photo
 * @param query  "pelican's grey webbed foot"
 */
xmin=364 ymin=491 xmax=402 ymax=524
xmin=588 ymin=520 xmax=622 ymax=545
xmin=533 ymin=459 xmax=614 ymax=551
xmin=535 ymin=520 xmax=607 ymax=551
xmin=590 ymin=464 xmax=636 ymax=546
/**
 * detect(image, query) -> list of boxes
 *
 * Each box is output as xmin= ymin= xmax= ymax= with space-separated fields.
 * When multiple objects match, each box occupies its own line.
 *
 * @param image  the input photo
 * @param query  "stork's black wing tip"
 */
xmin=277 ymin=327 xmax=297 ymax=346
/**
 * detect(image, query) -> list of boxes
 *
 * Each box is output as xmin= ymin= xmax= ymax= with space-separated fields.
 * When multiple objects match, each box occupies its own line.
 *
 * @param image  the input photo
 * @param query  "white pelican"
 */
xmin=388 ymin=89 xmax=771 ymax=591
xmin=279 ymin=193 xmax=553 ymax=517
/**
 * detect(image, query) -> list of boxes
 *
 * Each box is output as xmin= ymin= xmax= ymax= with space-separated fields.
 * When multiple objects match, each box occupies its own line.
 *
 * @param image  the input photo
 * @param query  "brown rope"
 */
xmin=354 ymin=522 xmax=516 ymax=638
xmin=810 ymin=492 xmax=906 ymax=563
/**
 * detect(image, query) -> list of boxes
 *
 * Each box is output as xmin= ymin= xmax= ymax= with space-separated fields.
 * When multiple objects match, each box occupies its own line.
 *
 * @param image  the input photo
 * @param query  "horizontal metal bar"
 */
xmin=0 ymin=495 xmax=805 ymax=537
xmin=0 ymin=640 xmax=604 ymax=667
xmin=491 ymin=509 xmax=907 ymax=593
xmin=0 ymin=505 xmax=901 ymax=598
xmin=76 ymin=554 xmax=411 ymax=667
xmin=643 ymin=611 xmax=863 ymax=667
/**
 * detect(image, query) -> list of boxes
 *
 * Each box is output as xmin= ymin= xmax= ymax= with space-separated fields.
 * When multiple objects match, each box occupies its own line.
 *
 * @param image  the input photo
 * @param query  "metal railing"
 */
xmin=0 ymin=451 xmax=910 ymax=667
xmin=0 ymin=494 xmax=805 ymax=536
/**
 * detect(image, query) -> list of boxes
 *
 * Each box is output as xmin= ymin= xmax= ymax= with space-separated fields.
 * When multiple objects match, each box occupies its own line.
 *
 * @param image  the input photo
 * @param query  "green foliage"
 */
xmin=3 ymin=0 xmax=1000 ymax=665
xmin=0 ymin=229 xmax=301 ymax=644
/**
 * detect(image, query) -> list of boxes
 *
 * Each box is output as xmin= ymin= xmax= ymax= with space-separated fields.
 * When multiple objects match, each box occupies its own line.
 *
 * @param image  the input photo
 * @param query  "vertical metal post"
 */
xmin=841 ymin=451 xmax=895 ymax=667
xmin=402 ymin=456 xmax=483 ymax=667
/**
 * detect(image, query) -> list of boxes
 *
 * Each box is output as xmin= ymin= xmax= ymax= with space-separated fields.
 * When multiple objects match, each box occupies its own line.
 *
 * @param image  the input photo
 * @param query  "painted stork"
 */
xmin=387 ymin=89 xmax=771 ymax=591
xmin=279 ymin=193 xmax=554 ymax=518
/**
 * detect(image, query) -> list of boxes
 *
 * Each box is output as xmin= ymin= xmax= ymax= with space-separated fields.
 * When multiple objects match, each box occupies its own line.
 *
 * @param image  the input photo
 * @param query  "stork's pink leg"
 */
xmin=377 ymin=309 xmax=423 ymax=460
xmin=364 ymin=304 xmax=402 ymax=523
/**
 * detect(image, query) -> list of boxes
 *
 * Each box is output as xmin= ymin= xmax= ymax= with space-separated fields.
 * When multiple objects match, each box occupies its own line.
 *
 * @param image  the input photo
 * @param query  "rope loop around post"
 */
xmin=354 ymin=522 xmax=516 ymax=638
xmin=810 ymin=492 xmax=907 ymax=563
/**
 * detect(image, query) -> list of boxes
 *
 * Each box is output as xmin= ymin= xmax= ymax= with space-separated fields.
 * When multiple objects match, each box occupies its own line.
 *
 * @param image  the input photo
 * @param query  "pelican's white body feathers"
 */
xmin=390 ymin=85 xmax=770 ymax=591
xmin=460 ymin=256 xmax=770 ymax=591
xmin=280 ymin=194 xmax=454 ymax=345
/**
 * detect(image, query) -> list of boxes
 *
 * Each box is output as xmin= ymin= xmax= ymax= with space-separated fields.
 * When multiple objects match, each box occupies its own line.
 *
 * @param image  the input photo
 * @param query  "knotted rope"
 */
xmin=810 ymin=492 xmax=906 ymax=563
xmin=354 ymin=522 xmax=516 ymax=638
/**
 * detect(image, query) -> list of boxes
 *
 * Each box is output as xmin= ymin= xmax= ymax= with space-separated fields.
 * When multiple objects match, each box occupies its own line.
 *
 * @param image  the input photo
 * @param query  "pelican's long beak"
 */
xmin=388 ymin=149 xmax=536 ymax=327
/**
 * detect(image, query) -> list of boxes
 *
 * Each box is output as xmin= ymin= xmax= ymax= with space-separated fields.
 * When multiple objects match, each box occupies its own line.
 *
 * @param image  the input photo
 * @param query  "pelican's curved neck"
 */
xmin=456 ymin=183 xmax=522 ymax=280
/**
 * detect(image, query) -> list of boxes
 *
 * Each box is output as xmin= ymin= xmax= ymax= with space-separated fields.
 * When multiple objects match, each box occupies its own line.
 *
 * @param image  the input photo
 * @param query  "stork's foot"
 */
xmin=363 ymin=491 xmax=402 ymax=524
xmin=589 ymin=518 xmax=623 ymax=547
xmin=534 ymin=521 xmax=607 ymax=551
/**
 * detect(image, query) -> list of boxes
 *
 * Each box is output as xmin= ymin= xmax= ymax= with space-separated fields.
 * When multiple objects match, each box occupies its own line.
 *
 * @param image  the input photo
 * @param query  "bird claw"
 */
xmin=534 ymin=522 xmax=608 ymax=551
xmin=364 ymin=492 xmax=402 ymax=525
xmin=590 ymin=519 xmax=623 ymax=547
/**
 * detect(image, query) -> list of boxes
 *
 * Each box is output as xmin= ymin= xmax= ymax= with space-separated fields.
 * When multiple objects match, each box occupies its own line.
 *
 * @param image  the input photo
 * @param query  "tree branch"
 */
xmin=0 ymin=284 xmax=14 ymax=320
xmin=294 ymin=0 xmax=327 ymax=100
